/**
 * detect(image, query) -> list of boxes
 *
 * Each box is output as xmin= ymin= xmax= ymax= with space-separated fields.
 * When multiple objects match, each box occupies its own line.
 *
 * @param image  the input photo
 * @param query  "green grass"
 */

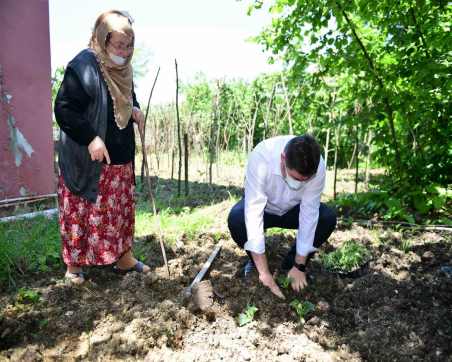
xmin=16 ymin=287 xmax=41 ymax=304
xmin=135 ymin=204 xmax=215 ymax=244
xmin=266 ymin=227 xmax=295 ymax=238
xmin=0 ymin=187 xmax=230 ymax=287
xmin=0 ymin=216 xmax=61 ymax=287
xmin=135 ymin=184 xmax=237 ymax=243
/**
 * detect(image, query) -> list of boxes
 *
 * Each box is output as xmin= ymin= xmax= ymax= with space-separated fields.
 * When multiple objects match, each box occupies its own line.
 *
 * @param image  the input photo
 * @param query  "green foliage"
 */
xmin=16 ymin=287 xmax=41 ymax=305
xmin=181 ymin=72 xmax=293 ymax=153
xmin=183 ymin=73 xmax=213 ymax=116
xmin=51 ymin=66 xmax=65 ymax=104
xmin=290 ymin=299 xmax=315 ymax=324
xmin=335 ymin=191 xmax=415 ymax=223
xmin=321 ymin=240 xmax=370 ymax=273
xmin=238 ymin=304 xmax=258 ymax=326
xmin=277 ymin=275 xmax=292 ymax=289
xmin=248 ymin=0 xmax=451 ymax=191
xmin=139 ymin=1 xmax=449 ymax=220
xmin=51 ymin=66 xmax=65 ymax=129
xmin=0 ymin=216 xmax=62 ymax=287
xmin=335 ymin=185 xmax=451 ymax=224
xmin=408 ymin=185 xmax=451 ymax=216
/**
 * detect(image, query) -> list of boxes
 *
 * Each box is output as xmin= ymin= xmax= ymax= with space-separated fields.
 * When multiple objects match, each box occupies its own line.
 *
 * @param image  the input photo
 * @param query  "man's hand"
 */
xmin=259 ymin=272 xmax=285 ymax=299
xmin=250 ymin=251 xmax=285 ymax=299
xmin=88 ymin=136 xmax=110 ymax=164
xmin=132 ymin=106 xmax=145 ymax=135
xmin=288 ymin=267 xmax=308 ymax=292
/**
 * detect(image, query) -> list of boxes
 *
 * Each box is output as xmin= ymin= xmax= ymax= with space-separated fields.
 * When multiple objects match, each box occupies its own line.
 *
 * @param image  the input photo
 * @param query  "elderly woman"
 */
xmin=55 ymin=10 xmax=150 ymax=284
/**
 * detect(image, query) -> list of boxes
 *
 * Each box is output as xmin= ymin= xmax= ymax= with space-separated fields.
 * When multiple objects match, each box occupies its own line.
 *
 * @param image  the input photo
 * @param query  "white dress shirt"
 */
xmin=244 ymin=135 xmax=326 ymax=257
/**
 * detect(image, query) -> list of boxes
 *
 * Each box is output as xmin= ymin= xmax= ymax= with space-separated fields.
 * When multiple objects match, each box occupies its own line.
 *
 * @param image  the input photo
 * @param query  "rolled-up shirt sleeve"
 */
xmin=244 ymin=150 xmax=268 ymax=254
xmin=296 ymin=160 xmax=326 ymax=256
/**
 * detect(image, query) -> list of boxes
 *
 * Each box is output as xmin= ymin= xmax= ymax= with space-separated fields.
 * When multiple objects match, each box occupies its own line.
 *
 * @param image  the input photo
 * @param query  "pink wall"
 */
xmin=0 ymin=0 xmax=54 ymax=201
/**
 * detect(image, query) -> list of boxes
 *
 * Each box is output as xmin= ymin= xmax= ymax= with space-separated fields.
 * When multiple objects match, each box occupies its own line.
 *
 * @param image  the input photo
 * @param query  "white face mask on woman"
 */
xmin=109 ymin=52 xmax=126 ymax=66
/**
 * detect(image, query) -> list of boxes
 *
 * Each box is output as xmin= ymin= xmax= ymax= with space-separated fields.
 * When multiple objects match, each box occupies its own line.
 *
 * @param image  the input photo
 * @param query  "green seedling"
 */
xmin=321 ymin=240 xmax=370 ymax=273
xmin=277 ymin=275 xmax=292 ymax=289
xmin=290 ymin=299 xmax=315 ymax=324
xmin=400 ymin=239 xmax=411 ymax=253
xmin=39 ymin=319 xmax=49 ymax=329
xmin=238 ymin=304 xmax=258 ymax=327
xmin=16 ymin=288 xmax=40 ymax=305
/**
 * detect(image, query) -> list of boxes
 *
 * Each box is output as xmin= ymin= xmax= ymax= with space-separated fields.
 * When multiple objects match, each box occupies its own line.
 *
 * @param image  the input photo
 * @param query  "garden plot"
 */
xmin=1 ymin=223 xmax=450 ymax=361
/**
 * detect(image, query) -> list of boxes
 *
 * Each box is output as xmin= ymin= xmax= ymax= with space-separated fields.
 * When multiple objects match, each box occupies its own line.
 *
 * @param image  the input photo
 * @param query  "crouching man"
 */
xmin=227 ymin=135 xmax=336 ymax=298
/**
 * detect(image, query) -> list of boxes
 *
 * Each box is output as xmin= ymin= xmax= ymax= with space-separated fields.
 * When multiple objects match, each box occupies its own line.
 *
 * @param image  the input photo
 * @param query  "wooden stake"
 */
xmin=140 ymin=67 xmax=160 ymax=185
xmin=137 ymin=114 xmax=170 ymax=277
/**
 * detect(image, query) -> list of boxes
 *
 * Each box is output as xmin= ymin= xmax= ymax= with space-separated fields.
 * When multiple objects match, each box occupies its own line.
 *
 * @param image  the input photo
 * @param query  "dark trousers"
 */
xmin=227 ymin=198 xmax=337 ymax=268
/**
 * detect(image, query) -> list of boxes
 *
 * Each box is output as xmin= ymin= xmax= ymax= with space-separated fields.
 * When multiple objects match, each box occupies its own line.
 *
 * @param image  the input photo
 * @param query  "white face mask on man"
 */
xmin=283 ymin=163 xmax=304 ymax=191
xmin=109 ymin=52 xmax=127 ymax=66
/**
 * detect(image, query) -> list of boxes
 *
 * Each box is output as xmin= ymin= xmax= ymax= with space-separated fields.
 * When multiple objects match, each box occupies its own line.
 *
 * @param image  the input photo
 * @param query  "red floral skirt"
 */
xmin=57 ymin=163 xmax=135 ymax=266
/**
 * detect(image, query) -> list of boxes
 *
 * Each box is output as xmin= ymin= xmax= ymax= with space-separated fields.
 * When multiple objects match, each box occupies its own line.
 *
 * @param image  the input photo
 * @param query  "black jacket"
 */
xmin=55 ymin=49 xmax=110 ymax=203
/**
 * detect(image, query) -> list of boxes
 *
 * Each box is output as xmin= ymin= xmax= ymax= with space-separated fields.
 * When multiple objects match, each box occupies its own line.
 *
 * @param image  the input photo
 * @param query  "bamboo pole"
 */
xmin=354 ymin=125 xmax=359 ymax=194
xmin=184 ymin=133 xmax=189 ymax=196
xmin=333 ymin=125 xmax=341 ymax=200
xmin=175 ymin=59 xmax=182 ymax=196
xmin=324 ymin=127 xmax=330 ymax=170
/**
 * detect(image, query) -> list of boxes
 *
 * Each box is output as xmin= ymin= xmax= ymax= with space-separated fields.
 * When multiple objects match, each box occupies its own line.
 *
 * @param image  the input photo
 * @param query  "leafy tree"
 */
xmin=248 ymin=0 xmax=451 ymax=209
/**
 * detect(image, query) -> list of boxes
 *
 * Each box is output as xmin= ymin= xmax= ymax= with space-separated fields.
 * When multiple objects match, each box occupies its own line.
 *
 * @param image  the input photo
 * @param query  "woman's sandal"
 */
xmin=113 ymin=261 xmax=150 ymax=275
xmin=65 ymin=271 xmax=86 ymax=285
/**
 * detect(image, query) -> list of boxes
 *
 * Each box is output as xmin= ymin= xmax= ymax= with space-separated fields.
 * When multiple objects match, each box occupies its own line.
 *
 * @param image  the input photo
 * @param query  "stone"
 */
xmin=75 ymin=340 xmax=90 ymax=359
xmin=317 ymin=301 xmax=330 ymax=312
xmin=277 ymin=344 xmax=289 ymax=355
xmin=240 ymin=349 xmax=252 ymax=361
xmin=90 ymin=330 xmax=112 ymax=346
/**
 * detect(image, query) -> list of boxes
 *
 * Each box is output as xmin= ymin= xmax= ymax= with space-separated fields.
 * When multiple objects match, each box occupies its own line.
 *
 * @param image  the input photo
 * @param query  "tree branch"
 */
xmin=409 ymin=7 xmax=431 ymax=58
xmin=335 ymin=0 xmax=401 ymax=169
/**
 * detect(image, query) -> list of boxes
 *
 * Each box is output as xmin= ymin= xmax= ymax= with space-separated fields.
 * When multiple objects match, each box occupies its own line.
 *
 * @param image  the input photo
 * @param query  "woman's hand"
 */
xmin=88 ymin=136 xmax=111 ymax=164
xmin=132 ymin=106 xmax=145 ymax=135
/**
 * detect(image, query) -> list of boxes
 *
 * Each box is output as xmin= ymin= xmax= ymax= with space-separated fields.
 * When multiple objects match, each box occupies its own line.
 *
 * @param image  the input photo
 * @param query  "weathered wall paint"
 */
xmin=0 ymin=0 xmax=54 ymax=200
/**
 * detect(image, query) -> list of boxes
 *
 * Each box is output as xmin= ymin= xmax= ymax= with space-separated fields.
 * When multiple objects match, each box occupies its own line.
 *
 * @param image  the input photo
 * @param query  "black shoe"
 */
xmin=241 ymin=259 xmax=256 ymax=278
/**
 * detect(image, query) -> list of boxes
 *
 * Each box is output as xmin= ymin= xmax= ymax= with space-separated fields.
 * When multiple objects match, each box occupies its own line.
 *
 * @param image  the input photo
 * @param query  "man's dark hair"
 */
xmin=284 ymin=134 xmax=321 ymax=177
